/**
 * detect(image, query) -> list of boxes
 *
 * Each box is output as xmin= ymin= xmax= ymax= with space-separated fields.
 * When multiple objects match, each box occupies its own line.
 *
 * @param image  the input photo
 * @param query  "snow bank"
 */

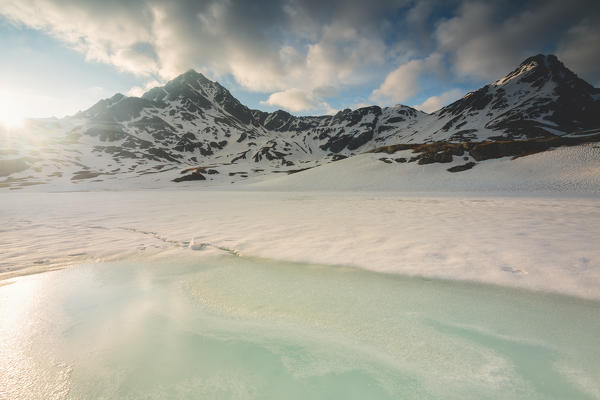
xmin=242 ymin=143 xmax=600 ymax=194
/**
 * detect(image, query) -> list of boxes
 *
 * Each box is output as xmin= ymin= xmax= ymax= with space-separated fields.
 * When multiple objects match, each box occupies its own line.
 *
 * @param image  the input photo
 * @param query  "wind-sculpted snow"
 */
xmin=1 ymin=54 xmax=598 ymax=190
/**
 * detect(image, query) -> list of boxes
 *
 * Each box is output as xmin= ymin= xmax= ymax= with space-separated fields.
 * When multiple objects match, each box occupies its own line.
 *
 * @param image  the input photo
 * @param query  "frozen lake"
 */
xmin=2 ymin=191 xmax=600 ymax=299
xmin=1 ymin=253 xmax=599 ymax=399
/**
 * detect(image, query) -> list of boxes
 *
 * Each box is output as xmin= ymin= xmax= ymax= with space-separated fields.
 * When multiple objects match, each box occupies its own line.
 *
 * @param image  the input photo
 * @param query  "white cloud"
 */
xmin=370 ymin=53 xmax=443 ymax=104
xmin=0 ymin=0 xmax=158 ymax=76
xmin=0 ymin=0 xmax=406 ymax=98
xmin=261 ymin=88 xmax=319 ymax=112
xmin=261 ymin=88 xmax=337 ymax=114
xmin=413 ymin=88 xmax=463 ymax=113
xmin=126 ymin=79 xmax=164 ymax=97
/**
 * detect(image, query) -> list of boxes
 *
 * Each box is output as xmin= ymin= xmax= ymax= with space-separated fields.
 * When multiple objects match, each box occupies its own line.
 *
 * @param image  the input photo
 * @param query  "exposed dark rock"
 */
xmin=417 ymin=151 xmax=453 ymax=164
xmin=439 ymin=86 xmax=493 ymax=118
xmin=377 ymin=125 xmax=395 ymax=133
xmin=449 ymin=129 xmax=478 ymax=142
xmin=172 ymin=172 xmax=205 ymax=182
xmin=84 ymin=125 xmax=127 ymax=142
xmin=231 ymin=150 xmax=250 ymax=163
xmin=71 ymin=170 xmax=103 ymax=180
xmin=172 ymin=165 xmax=208 ymax=182
xmin=324 ymin=129 xmax=375 ymax=153
xmin=348 ymin=130 xmax=375 ymax=151
xmin=0 ymin=158 xmax=30 ymax=176
xmin=447 ymin=162 xmax=477 ymax=172
xmin=271 ymin=167 xmax=313 ymax=174
xmin=344 ymin=106 xmax=381 ymax=127
xmin=331 ymin=154 xmax=347 ymax=161
xmin=263 ymin=110 xmax=294 ymax=131
xmin=146 ymin=148 xmax=181 ymax=162
xmin=286 ymin=167 xmax=313 ymax=174
xmin=373 ymin=132 xmax=600 ymax=166
xmin=470 ymin=134 xmax=600 ymax=161
xmin=213 ymin=83 xmax=254 ymax=124
xmin=101 ymin=97 xmax=157 ymax=121
xmin=386 ymin=117 xmax=405 ymax=124
xmin=252 ymin=144 xmax=288 ymax=162
xmin=94 ymin=146 xmax=137 ymax=159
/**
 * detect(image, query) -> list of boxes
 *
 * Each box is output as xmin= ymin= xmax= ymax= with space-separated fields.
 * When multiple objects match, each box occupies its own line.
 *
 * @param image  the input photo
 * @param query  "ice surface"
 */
xmin=1 ymin=255 xmax=599 ymax=399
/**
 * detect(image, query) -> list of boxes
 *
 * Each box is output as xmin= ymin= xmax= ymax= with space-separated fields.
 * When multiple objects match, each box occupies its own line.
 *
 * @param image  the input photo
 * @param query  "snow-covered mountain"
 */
xmin=1 ymin=54 xmax=599 ymax=189
xmin=408 ymin=54 xmax=600 ymax=143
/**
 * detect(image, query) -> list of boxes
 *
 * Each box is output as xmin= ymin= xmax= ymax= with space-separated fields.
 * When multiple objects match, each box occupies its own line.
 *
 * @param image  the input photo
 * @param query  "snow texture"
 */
xmin=2 ymin=144 xmax=600 ymax=300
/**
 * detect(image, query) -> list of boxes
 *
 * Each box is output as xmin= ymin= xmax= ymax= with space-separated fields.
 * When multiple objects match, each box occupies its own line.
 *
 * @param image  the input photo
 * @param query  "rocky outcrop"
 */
xmin=373 ymin=131 xmax=600 ymax=165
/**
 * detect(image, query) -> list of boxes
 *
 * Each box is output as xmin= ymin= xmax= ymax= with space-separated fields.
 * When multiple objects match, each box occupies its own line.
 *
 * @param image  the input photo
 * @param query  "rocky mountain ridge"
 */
xmin=1 ymin=54 xmax=599 ymax=189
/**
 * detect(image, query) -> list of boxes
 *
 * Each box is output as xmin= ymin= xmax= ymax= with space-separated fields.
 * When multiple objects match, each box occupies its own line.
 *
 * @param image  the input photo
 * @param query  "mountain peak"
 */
xmin=494 ymin=54 xmax=575 ymax=87
xmin=107 ymin=93 xmax=126 ymax=106
xmin=520 ymin=53 xmax=557 ymax=67
xmin=175 ymin=69 xmax=212 ymax=86
xmin=139 ymin=69 xmax=216 ymax=105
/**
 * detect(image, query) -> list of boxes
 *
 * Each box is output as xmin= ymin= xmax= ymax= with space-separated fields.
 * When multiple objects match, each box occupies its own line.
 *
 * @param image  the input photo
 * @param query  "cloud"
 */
xmin=0 ymin=0 xmax=158 ymax=76
xmin=262 ymin=88 xmax=318 ymax=112
xmin=370 ymin=53 xmax=443 ymax=104
xmin=305 ymin=21 xmax=387 ymax=89
xmin=312 ymin=85 xmax=339 ymax=98
xmin=261 ymin=88 xmax=335 ymax=113
xmin=413 ymin=88 xmax=463 ymax=113
xmin=126 ymin=79 xmax=164 ymax=97
xmin=0 ymin=0 xmax=409 ymax=94
xmin=1 ymin=0 xmax=599 ymax=116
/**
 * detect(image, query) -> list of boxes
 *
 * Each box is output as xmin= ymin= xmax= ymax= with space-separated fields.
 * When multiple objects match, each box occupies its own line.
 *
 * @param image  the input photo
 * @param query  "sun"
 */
xmin=0 ymin=113 xmax=26 ymax=129
xmin=0 ymin=99 xmax=26 ymax=129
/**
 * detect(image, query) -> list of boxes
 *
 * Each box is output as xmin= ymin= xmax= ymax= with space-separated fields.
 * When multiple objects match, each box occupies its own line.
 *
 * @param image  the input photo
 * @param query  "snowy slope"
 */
xmin=243 ymin=143 xmax=600 ymax=194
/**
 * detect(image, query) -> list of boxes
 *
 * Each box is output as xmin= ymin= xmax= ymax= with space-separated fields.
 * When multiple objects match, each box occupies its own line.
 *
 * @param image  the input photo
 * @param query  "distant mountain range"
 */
xmin=1 ymin=54 xmax=599 ymax=189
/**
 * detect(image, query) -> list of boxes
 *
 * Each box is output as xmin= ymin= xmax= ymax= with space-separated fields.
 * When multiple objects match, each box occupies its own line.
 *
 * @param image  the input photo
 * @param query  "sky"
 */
xmin=0 ymin=0 xmax=599 ymax=125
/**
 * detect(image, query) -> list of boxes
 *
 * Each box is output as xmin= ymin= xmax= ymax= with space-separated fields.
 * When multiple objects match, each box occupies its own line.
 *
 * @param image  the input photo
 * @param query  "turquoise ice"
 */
xmin=1 ymin=254 xmax=599 ymax=399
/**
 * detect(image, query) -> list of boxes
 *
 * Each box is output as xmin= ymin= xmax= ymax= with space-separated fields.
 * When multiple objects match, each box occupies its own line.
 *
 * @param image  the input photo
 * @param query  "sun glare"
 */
xmin=0 ymin=113 xmax=26 ymax=129
xmin=0 ymin=95 xmax=27 ymax=129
